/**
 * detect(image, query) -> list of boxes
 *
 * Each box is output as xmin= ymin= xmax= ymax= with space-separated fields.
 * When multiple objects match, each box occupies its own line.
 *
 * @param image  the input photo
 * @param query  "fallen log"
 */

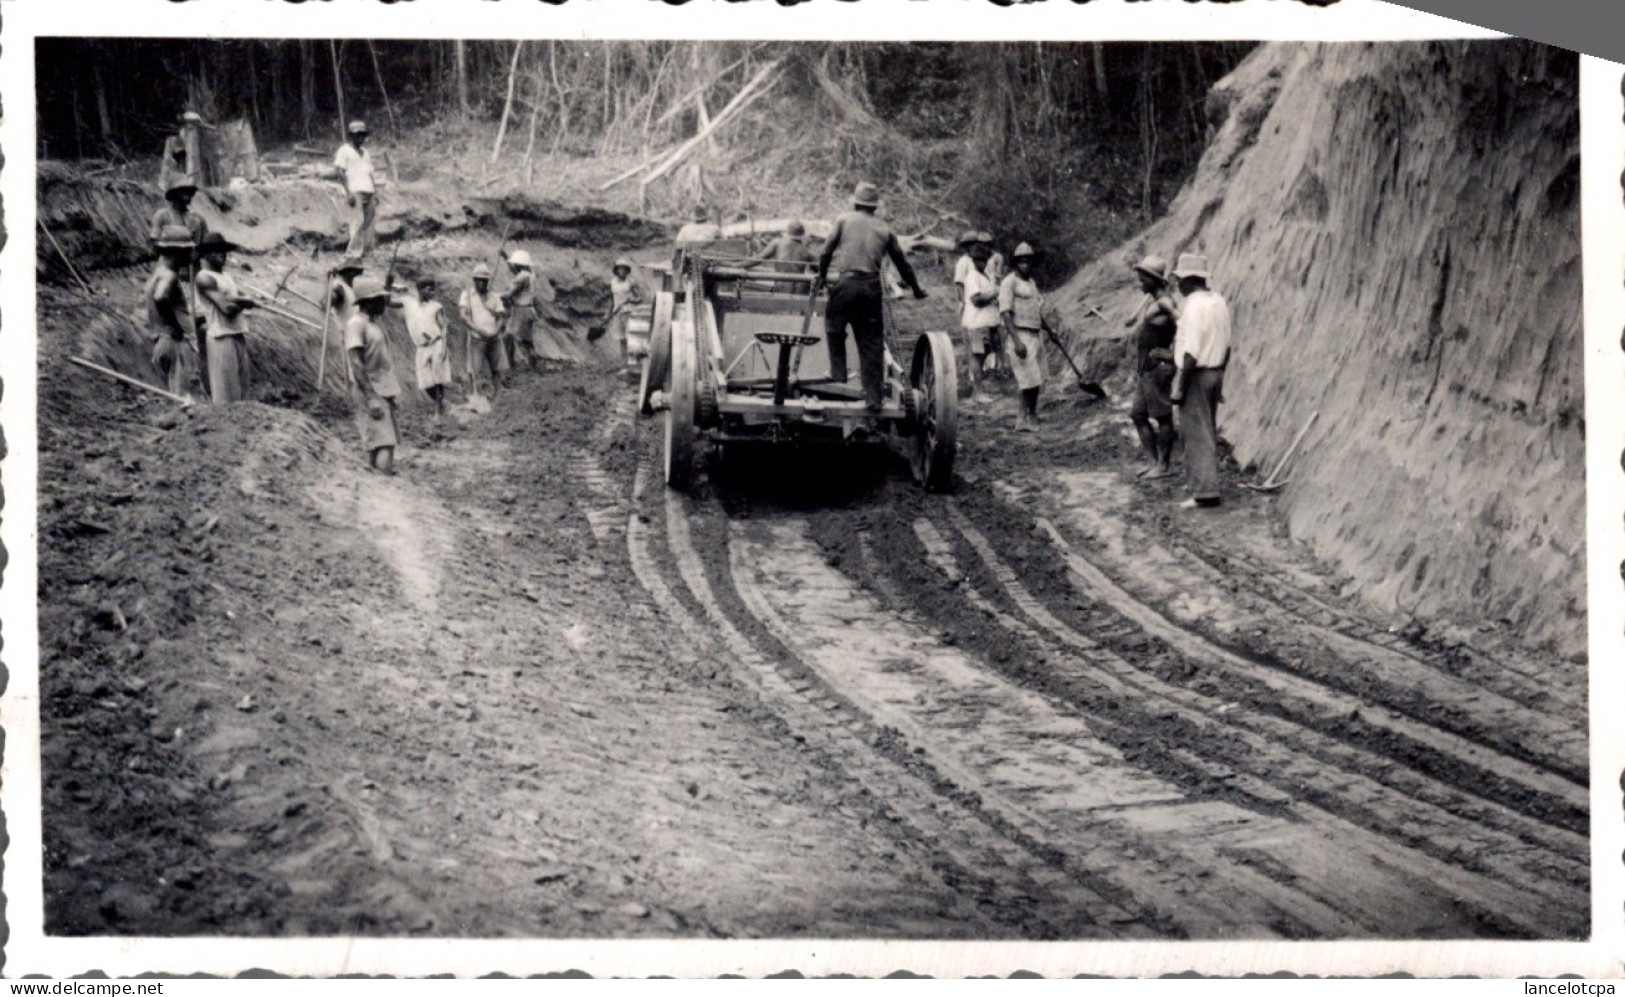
xmin=70 ymin=356 xmax=192 ymax=406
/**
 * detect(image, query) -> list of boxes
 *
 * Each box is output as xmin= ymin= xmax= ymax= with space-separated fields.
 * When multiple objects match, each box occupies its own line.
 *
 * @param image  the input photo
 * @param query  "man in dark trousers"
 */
xmin=1167 ymin=252 xmax=1232 ymax=509
xmin=816 ymin=182 xmax=926 ymax=426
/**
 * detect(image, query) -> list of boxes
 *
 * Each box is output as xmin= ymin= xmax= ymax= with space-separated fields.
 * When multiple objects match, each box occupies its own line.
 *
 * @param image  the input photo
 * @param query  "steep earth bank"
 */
xmin=1053 ymin=40 xmax=1584 ymax=659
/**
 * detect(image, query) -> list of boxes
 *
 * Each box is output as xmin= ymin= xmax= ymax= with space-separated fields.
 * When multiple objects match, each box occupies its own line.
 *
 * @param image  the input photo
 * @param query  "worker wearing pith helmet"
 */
xmin=1167 ymin=252 xmax=1231 ymax=509
xmin=499 ymin=248 xmax=544 ymax=372
xmin=998 ymin=242 xmax=1052 ymax=431
xmin=459 ymin=261 xmax=510 ymax=397
xmin=816 ymin=181 xmax=927 ymax=428
xmin=329 ymin=256 xmax=366 ymax=328
xmin=1126 ymin=253 xmax=1179 ymax=480
xmin=346 ymin=275 xmax=403 ymax=475
xmin=333 ymin=120 xmax=378 ymax=258
xmin=608 ymin=257 xmax=648 ymax=368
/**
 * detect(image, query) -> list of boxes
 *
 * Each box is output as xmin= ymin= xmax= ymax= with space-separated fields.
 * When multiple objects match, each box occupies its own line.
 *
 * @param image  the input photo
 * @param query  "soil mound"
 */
xmin=1053 ymin=41 xmax=1583 ymax=657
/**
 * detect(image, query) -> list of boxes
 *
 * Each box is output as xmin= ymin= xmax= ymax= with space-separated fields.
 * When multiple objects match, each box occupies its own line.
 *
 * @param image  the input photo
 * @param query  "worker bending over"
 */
xmin=1167 ymin=252 xmax=1232 ymax=509
xmin=816 ymin=182 xmax=927 ymax=427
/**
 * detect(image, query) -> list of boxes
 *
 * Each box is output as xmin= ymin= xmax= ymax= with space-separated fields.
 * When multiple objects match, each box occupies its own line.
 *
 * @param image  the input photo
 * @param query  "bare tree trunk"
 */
xmin=329 ymin=39 xmax=347 ymax=136
xmin=367 ymin=41 xmax=398 ymax=135
xmin=300 ymin=40 xmax=316 ymax=139
xmin=491 ymin=40 xmax=524 ymax=164
xmin=455 ymin=40 xmax=470 ymax=116
xmin=522 ymin=64 xmax=543 ymax=185
xmin=92 ymin=65 xmax=114 ymax=154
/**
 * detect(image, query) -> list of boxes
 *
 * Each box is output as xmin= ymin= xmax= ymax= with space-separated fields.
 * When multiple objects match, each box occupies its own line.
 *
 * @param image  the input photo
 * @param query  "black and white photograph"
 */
xmin=3 ymin=0 xmax=1619 ymax=980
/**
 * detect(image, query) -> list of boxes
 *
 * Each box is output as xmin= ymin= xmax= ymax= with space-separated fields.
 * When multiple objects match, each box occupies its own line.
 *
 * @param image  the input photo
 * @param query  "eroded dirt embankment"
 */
xmin=1053 ymin=41 xmax=1584 ymax=659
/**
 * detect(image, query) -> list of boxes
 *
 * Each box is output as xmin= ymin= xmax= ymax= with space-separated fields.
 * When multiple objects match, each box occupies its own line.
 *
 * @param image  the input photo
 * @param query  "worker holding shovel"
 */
xmin=144 ymin=223 xmax=199 ymax=398
xmin=459 ymin=262 xmax=509 ymax=399
xmin=999 ymin=242 xmax=1050 ymax=431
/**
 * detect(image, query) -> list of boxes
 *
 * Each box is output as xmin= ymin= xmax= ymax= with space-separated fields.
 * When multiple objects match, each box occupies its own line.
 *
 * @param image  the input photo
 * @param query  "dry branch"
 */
xmin=640 ymin=60 xmax=782 ymax=188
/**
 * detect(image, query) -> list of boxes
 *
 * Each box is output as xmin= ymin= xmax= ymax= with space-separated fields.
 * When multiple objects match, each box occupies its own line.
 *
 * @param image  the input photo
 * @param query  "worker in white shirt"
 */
xmin=1167 ymin=253 xmax=1232 ymax=509
xmin=333 ymin=120 xmax=380 ymax=259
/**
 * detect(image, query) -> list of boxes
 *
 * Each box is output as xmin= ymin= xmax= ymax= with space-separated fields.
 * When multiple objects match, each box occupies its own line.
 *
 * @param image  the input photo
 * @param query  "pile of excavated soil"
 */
xmin=1048 ymin=41 xmax=1583 ymax=659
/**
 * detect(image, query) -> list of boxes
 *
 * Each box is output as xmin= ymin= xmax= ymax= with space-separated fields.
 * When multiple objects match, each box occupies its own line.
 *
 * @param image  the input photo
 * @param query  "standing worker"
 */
xmin=498 ymin=248 xmax=544 ymax=372
xmin=998 ymin=242 xmax=1051 ymax=431
xmin=607 ymin=258 xmax=647 ymax=370
xmin=346 ymin=276 xmax=403 ymax=475
xmin=144 ymin=223 xmax=199 ymax=397
xmin=191 ymin=232 xmax=258 ymax=404
xmin=459 ymin=262 xmax=509 ymax=397
xmin=333 ymin=120 xmax=379 ymax=259
xmin=329 ymin=257 xmax=365 ymax=326
xmin=1125 ymin=254 xmax=1180 ymax=479
xmin=149 ymin=180 xmax=208 ymax=249
xmin=958 ymin=239 xmax=1000 ymax=403
xmin=392 ymin=276 xmax=453 ymax=429
xmin=815 ymin=182 xmax=927 ymax=429
xmin=1167 ymin=253 xmax=1232 ymax=509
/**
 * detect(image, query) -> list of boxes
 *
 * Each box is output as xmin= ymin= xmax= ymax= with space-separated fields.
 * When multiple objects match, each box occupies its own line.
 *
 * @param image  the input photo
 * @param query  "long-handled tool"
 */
xmin=1042 ymin=305 xmax=1106 ymax=400
xmin=315 ymin=269 xmax=335 ymax=393
xmin=72 ymin=356 xmax=193 ymax=406
xmin=788 ymin=275 xmax=821 ymax=382
xmin=187 ymin=258 xmax=211 ymax=402
xmin=1242 ymin=410 xmax=1319 ymax=493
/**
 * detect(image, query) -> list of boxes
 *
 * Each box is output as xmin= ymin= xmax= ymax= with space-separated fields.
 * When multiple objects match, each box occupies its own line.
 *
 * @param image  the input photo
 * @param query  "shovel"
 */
xmin=1043 ymin=321 xmax=1106 ymax=401
xmin=1242 ymin=410 xmax=1318 ymax=493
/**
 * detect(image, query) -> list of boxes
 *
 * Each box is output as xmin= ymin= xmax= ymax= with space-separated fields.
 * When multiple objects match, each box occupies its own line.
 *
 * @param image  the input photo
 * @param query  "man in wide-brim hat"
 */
xmin=333 ymin=119 xmax=379 ymax=258
xmin=1126 ymin=253 xmax=1180 ymax=479
xmin=149 ymin=179 xmax=208 ymax=250
xmin=1167 ymin=251 xmax=1231 ymax=508
xmin=815 ymin=181 xmax=927 ymax=428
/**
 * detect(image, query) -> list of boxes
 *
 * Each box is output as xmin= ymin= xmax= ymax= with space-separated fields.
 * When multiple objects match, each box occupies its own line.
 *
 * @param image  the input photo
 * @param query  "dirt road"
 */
xmin=36 ymin=268 xmax=1586 ymax=941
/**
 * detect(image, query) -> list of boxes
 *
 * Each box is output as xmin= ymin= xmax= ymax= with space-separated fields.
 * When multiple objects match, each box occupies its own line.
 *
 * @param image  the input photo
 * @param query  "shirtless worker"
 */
xmin=815 ymin=182 xmax=927 ymax=430
xmin=192 ymin=232 xmax=258 ymax=404
xmin=332 ymin=120 xmax=379 ymax=259
xmin=1167 ymin=253 xmax=1232 ymax=509
xmin=1125 ymin=254 xmax=1179 ymax=479
xmin=144 ymin=223 xmax=199 ymax=397
xmin=741 ymin=220 xmax=816 ymax=293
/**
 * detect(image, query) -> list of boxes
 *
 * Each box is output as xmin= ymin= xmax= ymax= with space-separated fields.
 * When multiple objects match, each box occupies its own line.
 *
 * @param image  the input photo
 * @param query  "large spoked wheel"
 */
xmin=909 ymin=330 xmax=959 ymax=492
xmin=638 ymin=291 xmax=676 ymax=416
xmin=664 ymin=307 xmax=698 ymax=491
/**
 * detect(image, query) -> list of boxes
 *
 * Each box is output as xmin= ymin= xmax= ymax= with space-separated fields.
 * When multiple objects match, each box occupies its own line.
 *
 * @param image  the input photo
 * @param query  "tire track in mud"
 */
xmin=1014 ymin=474 xmax=1587 ymax=786
xmin=1013 ymin=503 xmax=1587 ymax=826
xmin=637 ymin=478 xmax=1154 ymax=938
xmin=900 ymin=511 xmax=1584 ymax=933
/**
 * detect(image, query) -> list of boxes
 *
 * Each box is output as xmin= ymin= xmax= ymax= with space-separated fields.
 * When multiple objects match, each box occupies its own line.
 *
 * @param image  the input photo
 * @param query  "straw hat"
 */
xmin=348 ymin=120 xmax=369 ymax=135
xmin=613 ymin=258 xmax=634 ymax=271
xmin=691 ymin=204 xmax=710 ymax=223
xmin=1171 ymin=252 xmax=1210 ymax=280
xmin=1133 ymin=254 xmax=1169 ymax=281
xmin=1011 ymin=242 xmax=1036 ymax=260
xmin=507 ymin=249 xmax=534 ymax=268
xmin=472 ymin=263 xmax=494 ymax=280
xmin=352 ymin=275 xmax=389 ymax=301
xmin=851 ymin=182 xmax=880 ymax=208
xmin=336 ymin=257 xmax=365 ymax=275
xmin=956 ymin=229 xmax=979 ymax=249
